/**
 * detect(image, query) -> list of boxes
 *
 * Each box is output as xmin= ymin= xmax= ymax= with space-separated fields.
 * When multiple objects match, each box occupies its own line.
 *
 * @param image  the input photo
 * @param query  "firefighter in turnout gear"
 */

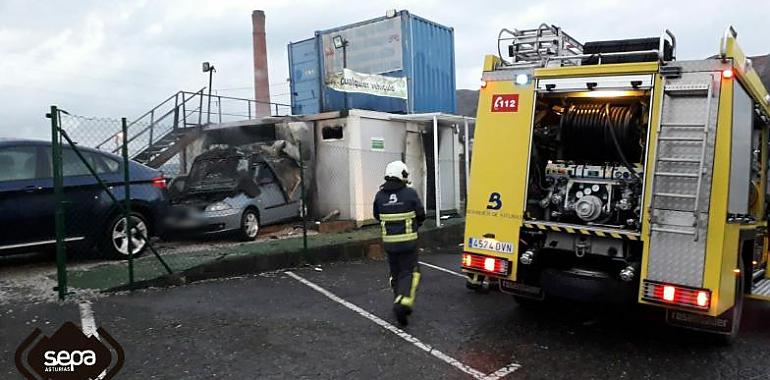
xmin=373 ymin=161 xmax=426 ymax=326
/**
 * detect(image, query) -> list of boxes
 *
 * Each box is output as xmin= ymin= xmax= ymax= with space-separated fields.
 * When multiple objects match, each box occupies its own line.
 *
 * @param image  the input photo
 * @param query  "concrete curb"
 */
xmin=109 ymin=221 xmax=464 ymax=292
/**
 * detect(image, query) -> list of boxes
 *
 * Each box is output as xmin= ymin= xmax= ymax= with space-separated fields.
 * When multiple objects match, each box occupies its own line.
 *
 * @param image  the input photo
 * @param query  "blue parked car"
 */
xmin=0 ymin=139 xmax=169 ymax=259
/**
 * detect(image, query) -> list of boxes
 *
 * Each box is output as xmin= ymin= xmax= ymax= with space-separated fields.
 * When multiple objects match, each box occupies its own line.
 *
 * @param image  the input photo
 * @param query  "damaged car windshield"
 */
xmin=186 ymin=156 xmax=248 ymax=192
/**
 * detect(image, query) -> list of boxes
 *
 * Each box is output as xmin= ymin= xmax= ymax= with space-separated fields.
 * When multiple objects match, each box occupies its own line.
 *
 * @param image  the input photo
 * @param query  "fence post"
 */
xmin=48 ymin=106 xmax=67 ymax=300
xmin=121 ymin=117 xmax=134 ymax=289
xmin=299 ymin=140 xmax=308 ymax=259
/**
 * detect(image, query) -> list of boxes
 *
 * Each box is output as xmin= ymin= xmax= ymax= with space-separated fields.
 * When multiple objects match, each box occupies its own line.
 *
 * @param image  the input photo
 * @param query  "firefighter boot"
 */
xmin=393 ymin=296 xmax=410 ymax=326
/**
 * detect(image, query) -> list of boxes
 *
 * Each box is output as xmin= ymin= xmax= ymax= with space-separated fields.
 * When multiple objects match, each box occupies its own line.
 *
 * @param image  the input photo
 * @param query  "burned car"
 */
xmin=164 ymin=146 xmax=302 ymax=240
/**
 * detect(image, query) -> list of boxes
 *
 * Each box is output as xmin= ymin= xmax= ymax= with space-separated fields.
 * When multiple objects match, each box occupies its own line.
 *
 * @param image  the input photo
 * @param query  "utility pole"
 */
xmin=202 ymin=62 xmax=216 ymax=123
xmin=333 ymin=35 xmax=349 ymax=110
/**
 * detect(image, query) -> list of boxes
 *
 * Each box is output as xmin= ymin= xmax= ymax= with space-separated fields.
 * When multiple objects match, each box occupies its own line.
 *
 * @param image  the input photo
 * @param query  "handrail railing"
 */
xmin=544 ymin=49 xmax=662 ymax=66
xmin=93 ymin=89 xmax=292 ymax=162
xmin=94 ymin=88 xmax=206 ymax=150
xmin=123 ymin=90 xmax=204 ymax=151
xmin=186 ymin=92 xmax=291 ymax=122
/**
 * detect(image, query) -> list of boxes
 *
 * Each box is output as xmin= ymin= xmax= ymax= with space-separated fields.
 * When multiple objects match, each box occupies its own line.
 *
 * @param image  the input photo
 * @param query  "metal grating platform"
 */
xmin=753 ymin=279 xmax=770 ymax=297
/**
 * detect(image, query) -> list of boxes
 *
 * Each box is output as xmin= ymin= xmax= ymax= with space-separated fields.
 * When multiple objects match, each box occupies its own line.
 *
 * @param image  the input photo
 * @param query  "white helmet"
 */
xmin=384 ymin=160 xmax=409 ymax=182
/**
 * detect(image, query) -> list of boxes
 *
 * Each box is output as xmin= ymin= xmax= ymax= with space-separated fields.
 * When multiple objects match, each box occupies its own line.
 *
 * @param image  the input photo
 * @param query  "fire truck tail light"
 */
xmin=696 ymin=291 xmax=709 ymax=307
xmin=462 ymin=253 xmax=472 ymax=267
xmin=663 ymin=286 xmax=676 ymax=302
xmin=461 ymin=252 xmax=509 ymax=276
xmin=483 ymin=257 xmax=495 ymax=271
xmin=643 ymin=281 xmax=711 ymax=310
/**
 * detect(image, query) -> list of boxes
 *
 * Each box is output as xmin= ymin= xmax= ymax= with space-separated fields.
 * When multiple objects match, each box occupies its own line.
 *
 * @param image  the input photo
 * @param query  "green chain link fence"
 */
xmin=50 ymin=107 xmax=174 ymax=299
xmin=47 ymin=105 xmax=465 ymax=299
xmin=48 ymin=105 xmax=313 ymax=299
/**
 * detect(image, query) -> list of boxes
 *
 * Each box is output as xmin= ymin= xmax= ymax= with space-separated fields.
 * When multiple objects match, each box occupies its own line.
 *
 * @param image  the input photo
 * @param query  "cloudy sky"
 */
xmin=1 ymin=0 xmax=769 ymax=139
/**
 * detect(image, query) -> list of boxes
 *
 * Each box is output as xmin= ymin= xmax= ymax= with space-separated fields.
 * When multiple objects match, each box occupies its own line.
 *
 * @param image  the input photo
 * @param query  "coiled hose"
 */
xmin=560 ymin=103 xmax=642 ymax=176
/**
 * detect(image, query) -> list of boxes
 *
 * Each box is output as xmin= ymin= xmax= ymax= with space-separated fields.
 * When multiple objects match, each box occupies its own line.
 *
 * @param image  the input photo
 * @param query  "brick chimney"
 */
xmin=252 ymin=10 xmax=271 ymax=117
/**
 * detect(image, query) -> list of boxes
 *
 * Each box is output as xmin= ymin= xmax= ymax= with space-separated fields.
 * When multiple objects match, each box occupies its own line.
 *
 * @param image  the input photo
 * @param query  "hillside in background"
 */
xmin=456 ymin=53 xmax=770 ymax=119
xmin=455 ymin=89 xmax=479 ymax=117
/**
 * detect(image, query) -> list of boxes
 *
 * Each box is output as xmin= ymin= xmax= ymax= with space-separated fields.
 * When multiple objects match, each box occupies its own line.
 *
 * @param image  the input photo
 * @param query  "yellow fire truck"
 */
xmin=462 ymin=24 xmax=770 ymax=339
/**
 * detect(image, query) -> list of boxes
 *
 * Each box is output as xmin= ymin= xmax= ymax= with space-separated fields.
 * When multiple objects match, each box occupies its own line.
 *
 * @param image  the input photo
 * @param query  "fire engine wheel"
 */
xmin=717 ymin=260 xmax=745 ymax=345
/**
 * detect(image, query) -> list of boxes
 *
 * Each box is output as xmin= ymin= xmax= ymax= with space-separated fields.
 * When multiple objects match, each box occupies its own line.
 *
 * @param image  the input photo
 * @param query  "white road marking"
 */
xmin=78 ymin=302 xmax=99 ymax=338
xmin=286 ymin=271 xmax=520 ymax=380
xmin=484 ymin=363 xmax=522 ymax=380
xmin=419 ymin=261 xmax=466 ymax=278
xmin=79 ymin=302 xmax=107 ymax=380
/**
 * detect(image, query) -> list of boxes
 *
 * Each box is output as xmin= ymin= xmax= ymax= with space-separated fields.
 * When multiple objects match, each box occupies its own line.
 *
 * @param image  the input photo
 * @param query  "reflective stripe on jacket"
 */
xmin=373 ymin=180 xmax=426 ymax=248
xmin=380 ymin=211 xmax=418 ymax=243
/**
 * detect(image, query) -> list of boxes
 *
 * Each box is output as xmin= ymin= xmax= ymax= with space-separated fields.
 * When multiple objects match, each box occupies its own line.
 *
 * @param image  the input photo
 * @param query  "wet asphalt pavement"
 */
xmin=2 ymin=249 xmax=770 ymax=379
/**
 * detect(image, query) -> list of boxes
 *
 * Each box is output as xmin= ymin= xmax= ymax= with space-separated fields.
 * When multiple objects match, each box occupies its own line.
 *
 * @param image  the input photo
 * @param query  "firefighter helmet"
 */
xmin=384 ymin=161 xmax=409 ymax=182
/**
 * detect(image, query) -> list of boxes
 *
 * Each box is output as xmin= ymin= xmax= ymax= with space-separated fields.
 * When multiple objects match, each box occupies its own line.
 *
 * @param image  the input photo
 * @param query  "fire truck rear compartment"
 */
xmin=519 ymin=90 xmax=651 ymax=299
xmin=526 ymin=91 xmax=651 ymax=230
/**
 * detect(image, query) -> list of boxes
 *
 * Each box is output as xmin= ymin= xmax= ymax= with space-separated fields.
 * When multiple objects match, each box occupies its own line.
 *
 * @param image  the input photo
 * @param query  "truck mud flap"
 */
xmin=665 ymin=308 xmax=735 ymax=335
xmin=500 ymin=279 xmax=544 ymax=299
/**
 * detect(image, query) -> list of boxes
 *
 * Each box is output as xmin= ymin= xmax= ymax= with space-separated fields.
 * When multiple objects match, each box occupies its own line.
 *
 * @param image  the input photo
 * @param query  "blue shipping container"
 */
xmin=287 ymin=10 xmax=456 ymax=115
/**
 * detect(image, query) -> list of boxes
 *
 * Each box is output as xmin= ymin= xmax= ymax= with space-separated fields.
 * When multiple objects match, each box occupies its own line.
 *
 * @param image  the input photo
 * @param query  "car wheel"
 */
xmin=239 ymin=209 xmax=260 ymax=241
xmin=101 ymin=213 xmax=149 ymax=259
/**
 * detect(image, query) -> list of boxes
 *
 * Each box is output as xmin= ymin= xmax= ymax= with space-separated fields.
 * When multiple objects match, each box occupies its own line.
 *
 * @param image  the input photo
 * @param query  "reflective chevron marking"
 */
xmin=522 ymin=222 xmax=640 ymax=241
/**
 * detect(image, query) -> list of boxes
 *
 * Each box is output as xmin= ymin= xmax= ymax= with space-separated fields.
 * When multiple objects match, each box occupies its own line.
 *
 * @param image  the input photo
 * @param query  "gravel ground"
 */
xmin=0 ymin=223 xmax=312 ymax=306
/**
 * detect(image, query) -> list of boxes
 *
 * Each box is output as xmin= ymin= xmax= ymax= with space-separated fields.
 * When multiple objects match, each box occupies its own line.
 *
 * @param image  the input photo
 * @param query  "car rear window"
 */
xmin=186 ymin=157 xmax=242 ymax=190
xmin=61 ymin=149 xmax=120 ymax=176
xmin=99 ymin=156 xmax=120 ymax=173
xmin=0 ymin=146 xmax=39 ymax=182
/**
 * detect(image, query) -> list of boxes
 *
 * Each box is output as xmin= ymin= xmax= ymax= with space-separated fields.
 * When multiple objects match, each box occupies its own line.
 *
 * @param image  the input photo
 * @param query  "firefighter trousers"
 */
xmin=386 ymin=246 xmax=421 ymax=310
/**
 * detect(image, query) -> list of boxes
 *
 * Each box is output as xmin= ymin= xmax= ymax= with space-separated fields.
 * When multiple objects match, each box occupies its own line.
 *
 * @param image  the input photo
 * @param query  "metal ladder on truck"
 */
xmin=497 ymin=23 xmax=583 ymax=65
xmin=649 ymin=80 xmax=713 ymax=241
xmin=645 ymin=75 xmax=717 ymax=289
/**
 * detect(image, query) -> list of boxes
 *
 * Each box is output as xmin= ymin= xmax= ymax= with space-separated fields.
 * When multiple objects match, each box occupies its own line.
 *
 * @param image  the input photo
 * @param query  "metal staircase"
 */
xmin=753 ymin=278 xmax=770 ymax=298
xmin=93 ymin=89 xmax=291 ymax=171
xmin=750 ymin=265 xmax=770 ymax=299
